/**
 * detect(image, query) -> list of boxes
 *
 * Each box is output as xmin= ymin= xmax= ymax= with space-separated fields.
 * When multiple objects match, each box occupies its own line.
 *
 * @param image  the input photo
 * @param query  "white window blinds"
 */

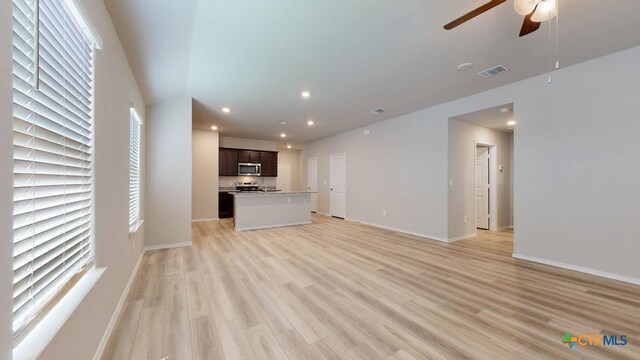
xmin=129 ymin=108 xmax=141 ymax=229
xmin=12 ymin=0 xmax=95 ymax=335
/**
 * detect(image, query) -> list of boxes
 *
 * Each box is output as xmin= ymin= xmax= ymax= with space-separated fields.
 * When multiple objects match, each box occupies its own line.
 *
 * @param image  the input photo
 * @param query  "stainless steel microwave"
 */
xmin=238 ymin=163 xmax=261 ymax=176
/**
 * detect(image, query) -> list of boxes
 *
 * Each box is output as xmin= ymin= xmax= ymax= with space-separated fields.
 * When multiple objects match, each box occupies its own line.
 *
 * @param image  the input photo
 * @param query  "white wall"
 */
xmin=509 ymin=133 xmax=514 ymax=226
xmin=220 ymin=136 xmax=277 ymax=151
xmin=192 ymin=130 xmax=219 ymax=220
xmin=0 ymin=0 xmax=14 ymax=358
xmin=302 ymin=113 xmax=449 ymax=240
xmin=511 ymin=48 xmax=640 ymax=280
xmin=448 ymin=120 xmax=512 ymax=238
xmin=0 ymin=0 xmax=147 ymax=358
xmin=303 ymin=45 xmax=640 ymax=281
xmin=146 ymin=97 xmax=192 ymax=247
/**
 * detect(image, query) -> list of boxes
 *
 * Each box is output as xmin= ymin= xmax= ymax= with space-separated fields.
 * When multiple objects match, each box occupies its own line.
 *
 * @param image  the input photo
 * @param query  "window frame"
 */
xmin=11 ymin=0 xmax=98 ymax=343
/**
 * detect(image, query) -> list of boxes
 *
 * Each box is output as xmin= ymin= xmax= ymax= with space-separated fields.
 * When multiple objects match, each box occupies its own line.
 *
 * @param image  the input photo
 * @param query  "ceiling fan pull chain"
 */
xmin=548 ymin=7 xmax=552 ymax=84
xmin=555 ymin=0 xmax=560 ymax=70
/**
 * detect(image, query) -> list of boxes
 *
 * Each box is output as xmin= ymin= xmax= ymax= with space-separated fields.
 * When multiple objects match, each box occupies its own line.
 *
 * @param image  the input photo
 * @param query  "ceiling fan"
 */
xmin=444 ymin=0 xmax=558 ymax=37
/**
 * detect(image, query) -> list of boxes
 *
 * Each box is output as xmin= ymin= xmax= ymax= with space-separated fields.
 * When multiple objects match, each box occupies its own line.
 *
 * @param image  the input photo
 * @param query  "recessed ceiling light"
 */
xmin=222 ymin=107 xmax=231 ymax=113
xmin=457 ymin=62 xmax=474 ymax=71
xmin=301 ymin=91 xmax=311 ymax=98
xmin=507 ymin=120 xmax=516 ymax=126
xmin=210 ymin=125 xmax=218 ymax=130
xmin=280 ymin=133 xmax=286 ymax=138
xmin=307 ymin=120 xmax=314 ymax=126
xmin=279 ymin=121 xmax=287 ymax=125
xmin=500 ymin=107 xmax=511 ymax=113
xmin=287 ymin=144 xmax=292 ymax=149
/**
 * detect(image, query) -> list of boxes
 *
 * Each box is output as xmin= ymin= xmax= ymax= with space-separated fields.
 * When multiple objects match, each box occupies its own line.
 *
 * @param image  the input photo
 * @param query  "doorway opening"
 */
xmin=329 ymin=153 xmax=346 ymax=219
xmin=447 ymin=103 xmax=515 ymax=242
xmin=277 ymin=162 xmax=292 ymax=192
xmin=475 ymin=143 xmax=496 ymax=231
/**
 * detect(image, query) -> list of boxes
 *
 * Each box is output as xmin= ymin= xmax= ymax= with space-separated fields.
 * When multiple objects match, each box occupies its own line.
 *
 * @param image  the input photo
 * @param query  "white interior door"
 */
xmin=476 ymin=146 xmax=490 ymax=230
xmin=277 ymin=163 xmax=291 ymax=191
xmin=307 ymin=157 xmax=318 ymax=212
xmin=330 ymin=153 xmax=346 ymax=219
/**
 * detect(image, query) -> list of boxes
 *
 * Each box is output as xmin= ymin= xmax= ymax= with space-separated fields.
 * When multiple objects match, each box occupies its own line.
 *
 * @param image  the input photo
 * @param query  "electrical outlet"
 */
xmin=464 ymin=216 xmax=467 ymax=224
xmin=364 ymin=129 xmax=370 ymax=135
xmin=449 ymin=179 xmax=454 ymax=187
xmin=287 ymin=197 xmax=291 ymax=203
xmin=382 ymin=210 xmax=387 ymax=217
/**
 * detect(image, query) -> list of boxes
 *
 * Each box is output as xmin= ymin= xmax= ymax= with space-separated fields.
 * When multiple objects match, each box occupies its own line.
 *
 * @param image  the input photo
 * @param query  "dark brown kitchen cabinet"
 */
xmin=260 ymin=151 xmax=278 ymax=177
xmin=219 ymin=148 xmax=238 ymax=176
xmin=219 ymin=147 xmax=278 ymax=177
xmin=219 ymin=192 xmax=234 ymax=218
xmin=238 ymin=150 xmax=260 ymax=164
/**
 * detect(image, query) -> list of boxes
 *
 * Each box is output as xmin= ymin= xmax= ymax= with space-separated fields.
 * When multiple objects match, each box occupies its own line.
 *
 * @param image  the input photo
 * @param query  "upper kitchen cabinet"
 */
xmin=260 ymin=151 xmax=278 ymax=177
xmin=219 ymin=148 xmax=238 ymax=176
xmin=238 ymin=150 xmax=260 ymax=163
xmin=220 ymin=148 xmax=278 ymax=177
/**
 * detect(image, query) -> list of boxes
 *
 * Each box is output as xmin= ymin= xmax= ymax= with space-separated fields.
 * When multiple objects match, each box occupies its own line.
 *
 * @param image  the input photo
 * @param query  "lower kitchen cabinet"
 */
xmin=219 ymin=192 xmax=234 ymax=218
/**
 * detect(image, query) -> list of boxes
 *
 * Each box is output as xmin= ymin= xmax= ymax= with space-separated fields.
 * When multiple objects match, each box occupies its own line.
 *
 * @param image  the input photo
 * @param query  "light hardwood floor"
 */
xmin=103 ymin=215 xmax=640 ymax=360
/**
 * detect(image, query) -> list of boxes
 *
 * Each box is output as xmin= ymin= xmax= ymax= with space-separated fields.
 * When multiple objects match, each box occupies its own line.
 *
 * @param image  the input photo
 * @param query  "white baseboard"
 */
xmin=235 ymin=221 xmax=312 ymax=232
xmin=92 ymin=252 xmax=144 ymax=360
xmin=512 ymin=253 xmax=640 ymax=286
xmin=345 ymin=218 xmax=449 ymax=243
xmin=143 ymin=241 xmax=192 ymax=252
xmin=192 ymin=217 xmax=219 ymax=223
xmin=448 ymin=232 xmax=477 ymax=242
xmin=93 ymin=240 xmax=194 ymax=358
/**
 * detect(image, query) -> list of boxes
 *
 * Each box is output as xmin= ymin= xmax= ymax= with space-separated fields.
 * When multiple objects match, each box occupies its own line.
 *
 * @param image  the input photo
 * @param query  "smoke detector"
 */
xmin=457 ymin=62 xmax=474 ymax=71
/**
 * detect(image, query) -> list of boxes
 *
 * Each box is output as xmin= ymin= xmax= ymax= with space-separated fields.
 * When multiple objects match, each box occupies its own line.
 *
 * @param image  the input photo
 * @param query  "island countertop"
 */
xmin=231 ymin=191 xmax=316 ymax=196
xmin=232 ymin=191 xmax=314 ymax=231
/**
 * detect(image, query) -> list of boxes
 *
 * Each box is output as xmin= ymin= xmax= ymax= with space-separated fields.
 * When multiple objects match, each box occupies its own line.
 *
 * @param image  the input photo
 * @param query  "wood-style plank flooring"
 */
xmin=103 ymin=215 xmax=640 ymax=359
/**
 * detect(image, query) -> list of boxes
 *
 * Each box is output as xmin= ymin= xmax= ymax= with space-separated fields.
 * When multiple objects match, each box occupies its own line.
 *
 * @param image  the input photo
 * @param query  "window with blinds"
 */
xmin=129 ymin=108 xmax=142 ymax=230
xmin=11 ymin=0 xmax=95 ymax=338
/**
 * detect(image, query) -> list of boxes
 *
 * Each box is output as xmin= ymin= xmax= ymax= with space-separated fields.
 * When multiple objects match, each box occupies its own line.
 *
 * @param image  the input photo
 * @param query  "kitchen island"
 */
xmin=232 ymin=191 xmax=314 ymax=231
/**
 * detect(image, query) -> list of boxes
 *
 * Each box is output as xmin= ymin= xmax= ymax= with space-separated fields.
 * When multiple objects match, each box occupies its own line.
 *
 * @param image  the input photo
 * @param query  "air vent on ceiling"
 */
xmin=477 ymin=65 xmax=508 ymax=78
xmin=371 ymin=108 xmax=385 ymax=114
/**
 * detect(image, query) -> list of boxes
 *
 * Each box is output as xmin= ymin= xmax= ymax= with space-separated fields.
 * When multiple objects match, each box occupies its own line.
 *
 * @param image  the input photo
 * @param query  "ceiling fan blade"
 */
xmin=444 ymin=0 xmax=508 ymax=30
xmin=519 ymin=4 xmax=541 ymax=36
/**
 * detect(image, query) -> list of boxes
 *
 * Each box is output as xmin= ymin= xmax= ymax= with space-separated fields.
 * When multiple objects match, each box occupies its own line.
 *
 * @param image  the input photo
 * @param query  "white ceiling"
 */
xmin=105 ymin=0 xmax=640 ymax=145
xmin=452 ymin=103 xmax=515 ymax=133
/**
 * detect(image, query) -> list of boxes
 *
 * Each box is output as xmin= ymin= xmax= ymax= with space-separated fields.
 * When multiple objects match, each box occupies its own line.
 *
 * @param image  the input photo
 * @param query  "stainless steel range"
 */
xmin=236 ymin=181 xmax=259 ymax=192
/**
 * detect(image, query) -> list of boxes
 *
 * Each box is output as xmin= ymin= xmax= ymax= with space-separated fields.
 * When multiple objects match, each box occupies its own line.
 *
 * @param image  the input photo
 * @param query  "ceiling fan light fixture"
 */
xmin=514 ymin=0 xmax=539 ymax=16
xmin=531 ymin=0 xmax=558 ymax=22
xmin=515 ymin=0 xmax=558 ymax=21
